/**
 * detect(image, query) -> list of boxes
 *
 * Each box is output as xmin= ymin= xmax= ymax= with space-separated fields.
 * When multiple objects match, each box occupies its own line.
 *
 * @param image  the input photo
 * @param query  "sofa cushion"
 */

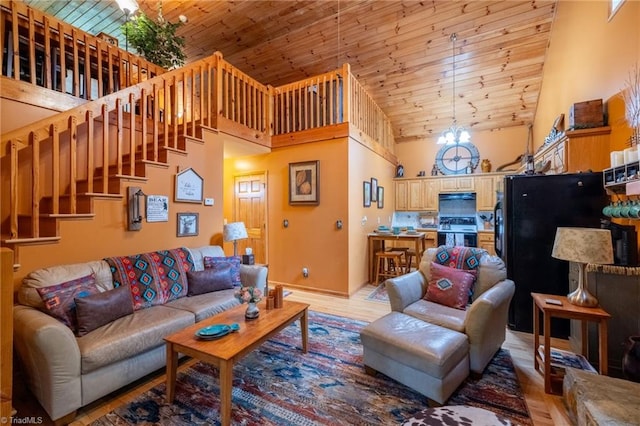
xmin=426 ymin=262 xmax=476 ymax=310
xmin=187 ymin=264 xmax=234 ymax=296
xmin=420 ymin=247 xmax=507 ymax=301
xmin=104 ymin=247 xmax=194 ymax=310
xmin=20 ymin=260 xmax=114 ymax=309
xmin=75 ymin=285 xmax=134 ymax=336
xmin=77 ymin=305 xmax=194 ymax=374
xmin=204 ymin=256 xmax=241 ymax=287
xmin=36 ymin=273 xmax=100 ymax=332
xmin=187 ymin=246 xmax=226 ymax=271
xmin=404 ymin=299 xmax=467 ymax=333
xmin=164 ymin=288 xmax=240 ymax=322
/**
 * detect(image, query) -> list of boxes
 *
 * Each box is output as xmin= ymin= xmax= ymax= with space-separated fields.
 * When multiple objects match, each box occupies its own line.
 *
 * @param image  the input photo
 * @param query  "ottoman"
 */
xmin=360 ymin=311 xmax=469 ymax=405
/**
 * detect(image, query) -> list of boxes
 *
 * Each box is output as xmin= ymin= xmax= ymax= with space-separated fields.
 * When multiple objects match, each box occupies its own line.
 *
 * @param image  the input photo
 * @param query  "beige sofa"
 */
xmin=13 ymin=245 xmax=267 ymax=424
xmin=385 ymin=248 xmax=515 ymax=375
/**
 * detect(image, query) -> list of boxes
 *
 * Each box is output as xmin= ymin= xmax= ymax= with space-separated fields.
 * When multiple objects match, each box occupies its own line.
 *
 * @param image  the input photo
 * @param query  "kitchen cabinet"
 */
xmin=424 ymin=180 xmax=439 ymax=211
xmin=478 ymin=232 xmax=495 ymax=255
xmin=440 ymin=176 xmax=475 ymax=192
xmin=394 ymin=173 xmax=506 ymax=212
xmin=395 ymin=181 xmax=408 ymax=210
xmin=476 ymin=176 xmax=495 ymax=210
xmin=407 ymin=180 xmax=425 ymax=210
xmin=424 ymin=230 xmax=437 ymax=250
xmin=518 ymin=127 xmax=611 ymax=174
xmin=396 ymin=179 xmax=439 ymax=211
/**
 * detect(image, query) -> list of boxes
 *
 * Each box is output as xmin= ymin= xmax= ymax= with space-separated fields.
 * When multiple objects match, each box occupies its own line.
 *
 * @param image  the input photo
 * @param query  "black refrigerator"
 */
xmin=494 ymin=172 xmax=608 ymax=338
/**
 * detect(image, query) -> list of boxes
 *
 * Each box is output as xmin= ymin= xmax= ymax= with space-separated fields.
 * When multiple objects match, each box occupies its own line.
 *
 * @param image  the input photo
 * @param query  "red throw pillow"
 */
xmin=425 ymin=262 xmax=477 ymax=310
xmin=36 ymin=273 xmax=100 ymax=331
xmin=203 ymin=256 xmax=241 ymax=287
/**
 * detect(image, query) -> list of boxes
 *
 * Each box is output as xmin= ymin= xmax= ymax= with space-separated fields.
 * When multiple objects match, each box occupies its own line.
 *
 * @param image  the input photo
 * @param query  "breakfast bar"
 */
xmin=367 ymin=232 xmax=427 ymax=283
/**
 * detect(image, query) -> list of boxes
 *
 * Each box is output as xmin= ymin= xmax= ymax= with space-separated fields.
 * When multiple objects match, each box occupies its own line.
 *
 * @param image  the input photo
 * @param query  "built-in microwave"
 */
xmin=438 ymin=192 xmax=476 ymax=216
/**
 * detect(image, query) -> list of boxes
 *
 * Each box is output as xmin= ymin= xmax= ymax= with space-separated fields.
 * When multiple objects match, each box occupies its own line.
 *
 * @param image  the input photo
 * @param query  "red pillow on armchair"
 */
xmin=425 ymin=262 xmax=477 ymax=310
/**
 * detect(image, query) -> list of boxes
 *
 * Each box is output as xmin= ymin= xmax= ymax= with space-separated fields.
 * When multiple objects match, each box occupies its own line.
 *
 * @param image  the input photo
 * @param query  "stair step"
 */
xmin=17 ymin=214 xmax=59 ymax=238
xmin=77 ymin=174 xmax=147 ymax=194
xmin=43 ymin=213 xmax=95 ymax=219
xmin=2 ymin=236 xmax=61 ymax=245
xmin=40 ymin=194 xmax=94 ymax=214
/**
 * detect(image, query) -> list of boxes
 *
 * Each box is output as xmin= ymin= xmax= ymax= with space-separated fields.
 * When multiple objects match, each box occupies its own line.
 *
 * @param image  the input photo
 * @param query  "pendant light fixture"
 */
xmin=437 ymin=33 xmax=471 ymax=145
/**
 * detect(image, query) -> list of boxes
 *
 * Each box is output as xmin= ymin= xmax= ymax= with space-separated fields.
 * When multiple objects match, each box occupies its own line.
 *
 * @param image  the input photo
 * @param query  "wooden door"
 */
xmin=234 ymin=172 xmax=268 ymax=263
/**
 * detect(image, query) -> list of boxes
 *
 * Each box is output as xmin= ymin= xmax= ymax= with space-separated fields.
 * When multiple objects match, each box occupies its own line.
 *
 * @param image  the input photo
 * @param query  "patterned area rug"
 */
xmin=366 ymin=284 xmax=389 ymax=302
xmin=91 ymin=311 xmax=531 ymax=426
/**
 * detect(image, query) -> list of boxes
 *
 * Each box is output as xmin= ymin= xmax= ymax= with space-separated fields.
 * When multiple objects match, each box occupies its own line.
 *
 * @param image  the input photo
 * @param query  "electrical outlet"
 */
xmin=302 ymin=267 xmax=309 ymax=278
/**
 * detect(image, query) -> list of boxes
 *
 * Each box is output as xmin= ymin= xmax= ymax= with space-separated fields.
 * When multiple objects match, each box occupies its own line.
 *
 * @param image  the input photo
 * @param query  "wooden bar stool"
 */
xmin=404 ymin=249 xmax=417 ymax=273
xmin=374 ymin=250 xmax=405 ymax=284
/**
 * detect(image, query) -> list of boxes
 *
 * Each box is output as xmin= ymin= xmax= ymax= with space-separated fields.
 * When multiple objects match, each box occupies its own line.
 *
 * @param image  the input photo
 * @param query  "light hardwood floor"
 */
xmin=16 ymin=285 xmax=572 ymax=425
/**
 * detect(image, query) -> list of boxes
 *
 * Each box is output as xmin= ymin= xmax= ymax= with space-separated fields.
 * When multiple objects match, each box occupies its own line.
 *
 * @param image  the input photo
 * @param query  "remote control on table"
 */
xmin=544 ymin=298 xmax=562 ymax=305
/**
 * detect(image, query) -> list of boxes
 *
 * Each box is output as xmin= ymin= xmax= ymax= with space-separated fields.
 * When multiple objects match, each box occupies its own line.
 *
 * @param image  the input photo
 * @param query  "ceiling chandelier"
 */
xmin=437 ymin=33 xmax=471 ymax=145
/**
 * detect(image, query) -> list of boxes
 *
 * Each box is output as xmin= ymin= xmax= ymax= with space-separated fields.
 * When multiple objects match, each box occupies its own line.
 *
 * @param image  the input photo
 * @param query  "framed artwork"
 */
xmin=177 ymin=212 xmax=199 ymax=237
xmin=377 ymin=186 xmax=384 ymax=209
xmin=289 ymin=160 xmax=320 ymax=205
xmin=371 ymin=178 xmax=378 ymax=202
xmin=145 ymin=195 xmax=169 ymax=222
xmin=363 ymin=181 xmax=371 ymax=207
xmin=175 ymin=168 xmax=203 ymax=203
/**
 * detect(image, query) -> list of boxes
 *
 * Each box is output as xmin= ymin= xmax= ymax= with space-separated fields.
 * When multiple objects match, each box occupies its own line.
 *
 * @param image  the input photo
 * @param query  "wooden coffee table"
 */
xmin=164 ymin=300 xmax=309 ymax=426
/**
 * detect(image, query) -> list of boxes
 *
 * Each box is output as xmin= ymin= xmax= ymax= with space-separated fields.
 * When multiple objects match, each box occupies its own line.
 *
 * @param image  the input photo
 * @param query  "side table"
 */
xmin=531 ymin=292 xmax=610 ymax=394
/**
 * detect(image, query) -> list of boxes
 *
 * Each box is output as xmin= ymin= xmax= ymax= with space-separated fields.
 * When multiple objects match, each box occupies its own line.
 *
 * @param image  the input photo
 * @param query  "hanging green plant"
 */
xmin=121 ymin=4 xmax=186 ymax=69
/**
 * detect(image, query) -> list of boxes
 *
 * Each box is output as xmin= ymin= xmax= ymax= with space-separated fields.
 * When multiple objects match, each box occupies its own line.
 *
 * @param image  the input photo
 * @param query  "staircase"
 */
xmin=1 ymin=52 xmax=271 ymax=263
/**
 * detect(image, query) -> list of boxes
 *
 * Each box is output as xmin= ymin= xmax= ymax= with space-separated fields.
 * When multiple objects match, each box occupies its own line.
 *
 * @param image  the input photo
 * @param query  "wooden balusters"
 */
xmin=68 ymin=116 xmax=77 ymax=214
xmin=51 ymin=124 xmax=60 ymax=214
xmin=129 ymin=93 xmax=136 ymax=176
xmin=101 ymin=104 xmax=109 ymax=194
xmin=86 ymin=111 xmax=94 ymax=193
xmin=30 ymin=132 xmax=39 ymax=236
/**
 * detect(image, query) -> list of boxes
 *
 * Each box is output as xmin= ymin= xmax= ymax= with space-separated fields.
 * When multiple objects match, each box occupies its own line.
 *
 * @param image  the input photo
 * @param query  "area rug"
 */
xmin=365 ymin=283 xmax=389 ymax=302
xmin=91 ymin=311 xmax=531 ymax=426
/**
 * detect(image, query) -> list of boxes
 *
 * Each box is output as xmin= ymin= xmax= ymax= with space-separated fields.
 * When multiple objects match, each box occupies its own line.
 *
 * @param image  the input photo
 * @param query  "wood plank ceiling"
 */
xmin=22 ymin=0 xmax=558 ymax=144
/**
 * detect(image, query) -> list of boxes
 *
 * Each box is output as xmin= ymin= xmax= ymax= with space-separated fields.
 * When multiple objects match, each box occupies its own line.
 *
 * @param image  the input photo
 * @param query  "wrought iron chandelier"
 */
xmin=437 ymin=33 xmax=471 ymax=145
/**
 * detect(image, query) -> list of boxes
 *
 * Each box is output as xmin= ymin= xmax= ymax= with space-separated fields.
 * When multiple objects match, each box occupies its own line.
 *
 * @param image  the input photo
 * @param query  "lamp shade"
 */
xmin=223 ymin=222 xmax=248 ymax=242
xmin=551 ymin=227 xmax=613 ymax=265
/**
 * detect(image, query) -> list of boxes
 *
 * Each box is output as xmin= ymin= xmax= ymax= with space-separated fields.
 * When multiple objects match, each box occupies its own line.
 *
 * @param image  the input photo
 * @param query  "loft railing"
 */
xmin=0 ymin=1 xmax=166 ymax=100
xmin=272 ymin=63 xmax=395 ymax=153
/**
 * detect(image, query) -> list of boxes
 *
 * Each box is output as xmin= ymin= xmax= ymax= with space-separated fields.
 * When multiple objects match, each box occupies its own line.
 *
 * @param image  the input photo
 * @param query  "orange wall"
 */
xmin=533 ymin=0 xmax=639 ymax=151
xmin=395 ymin=126 xmax=529 ymax=177
xmin=347 ymin=138 xmax=396 ymax=294
xmin=225 ymin=139 xmax=351 ymax=296
xmin=10 ymin=131 xmax=225 ymax=289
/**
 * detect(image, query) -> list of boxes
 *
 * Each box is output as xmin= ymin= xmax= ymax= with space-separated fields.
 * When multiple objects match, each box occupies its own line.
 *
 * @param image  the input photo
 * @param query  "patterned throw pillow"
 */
xmin=203 ymin=256 xmax=242 ymax=287
xmin=36 ymin=273 xmax=100 ymax=332
xmin=425 ymin=262 xmax=477 ymax=310
xmin=187 ymin=264 xmax=234 ymax=296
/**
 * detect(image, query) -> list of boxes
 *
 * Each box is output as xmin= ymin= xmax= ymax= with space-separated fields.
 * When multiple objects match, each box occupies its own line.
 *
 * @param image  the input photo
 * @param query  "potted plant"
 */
xmin=121 ymin=3 xmax=186 ymax=69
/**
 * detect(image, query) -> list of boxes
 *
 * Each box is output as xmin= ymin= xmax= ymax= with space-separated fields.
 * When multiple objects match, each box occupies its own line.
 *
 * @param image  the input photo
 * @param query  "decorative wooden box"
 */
xmin=569 ymin=99 xmax=604 ymax=129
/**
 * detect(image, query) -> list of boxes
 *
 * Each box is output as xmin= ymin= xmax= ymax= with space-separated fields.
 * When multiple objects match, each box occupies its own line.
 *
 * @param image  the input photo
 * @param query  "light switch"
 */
xmin=204 ymin=198 xmax=214 ymax=206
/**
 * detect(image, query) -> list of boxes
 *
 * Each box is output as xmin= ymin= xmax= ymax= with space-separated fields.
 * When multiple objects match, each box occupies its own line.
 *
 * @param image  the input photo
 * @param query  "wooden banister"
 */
xmin=1 ymin=1 xmax=166 ymax=101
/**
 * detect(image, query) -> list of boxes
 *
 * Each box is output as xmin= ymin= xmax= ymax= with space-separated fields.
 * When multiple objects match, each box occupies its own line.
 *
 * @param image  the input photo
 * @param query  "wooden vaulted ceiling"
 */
xmin=22 ymin=0 xmax=558 ymax=144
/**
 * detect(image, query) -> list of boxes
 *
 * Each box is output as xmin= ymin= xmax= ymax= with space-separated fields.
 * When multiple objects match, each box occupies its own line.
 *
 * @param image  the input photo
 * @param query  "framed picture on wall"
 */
xmin=371 ymin=178 xmax=378 ymax=202
xmin=177 ymin=212 xmax=199 ymax=237
xmin=363 ymin=181 xmax=371 ymax=207
xmin=289 ymin=160 xmax=320 ymax=205
xmin=175 ymin=168 xmax=203 ymax=203
xmin=377 ymin=186 xmax=384 ymax=209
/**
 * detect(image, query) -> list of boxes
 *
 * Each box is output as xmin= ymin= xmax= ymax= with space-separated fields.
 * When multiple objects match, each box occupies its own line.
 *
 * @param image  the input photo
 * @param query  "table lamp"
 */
xmin=223 ymin=222 xmax=248 ymax=256
xmin=551 ymin=227 xmax=613 ymax=307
